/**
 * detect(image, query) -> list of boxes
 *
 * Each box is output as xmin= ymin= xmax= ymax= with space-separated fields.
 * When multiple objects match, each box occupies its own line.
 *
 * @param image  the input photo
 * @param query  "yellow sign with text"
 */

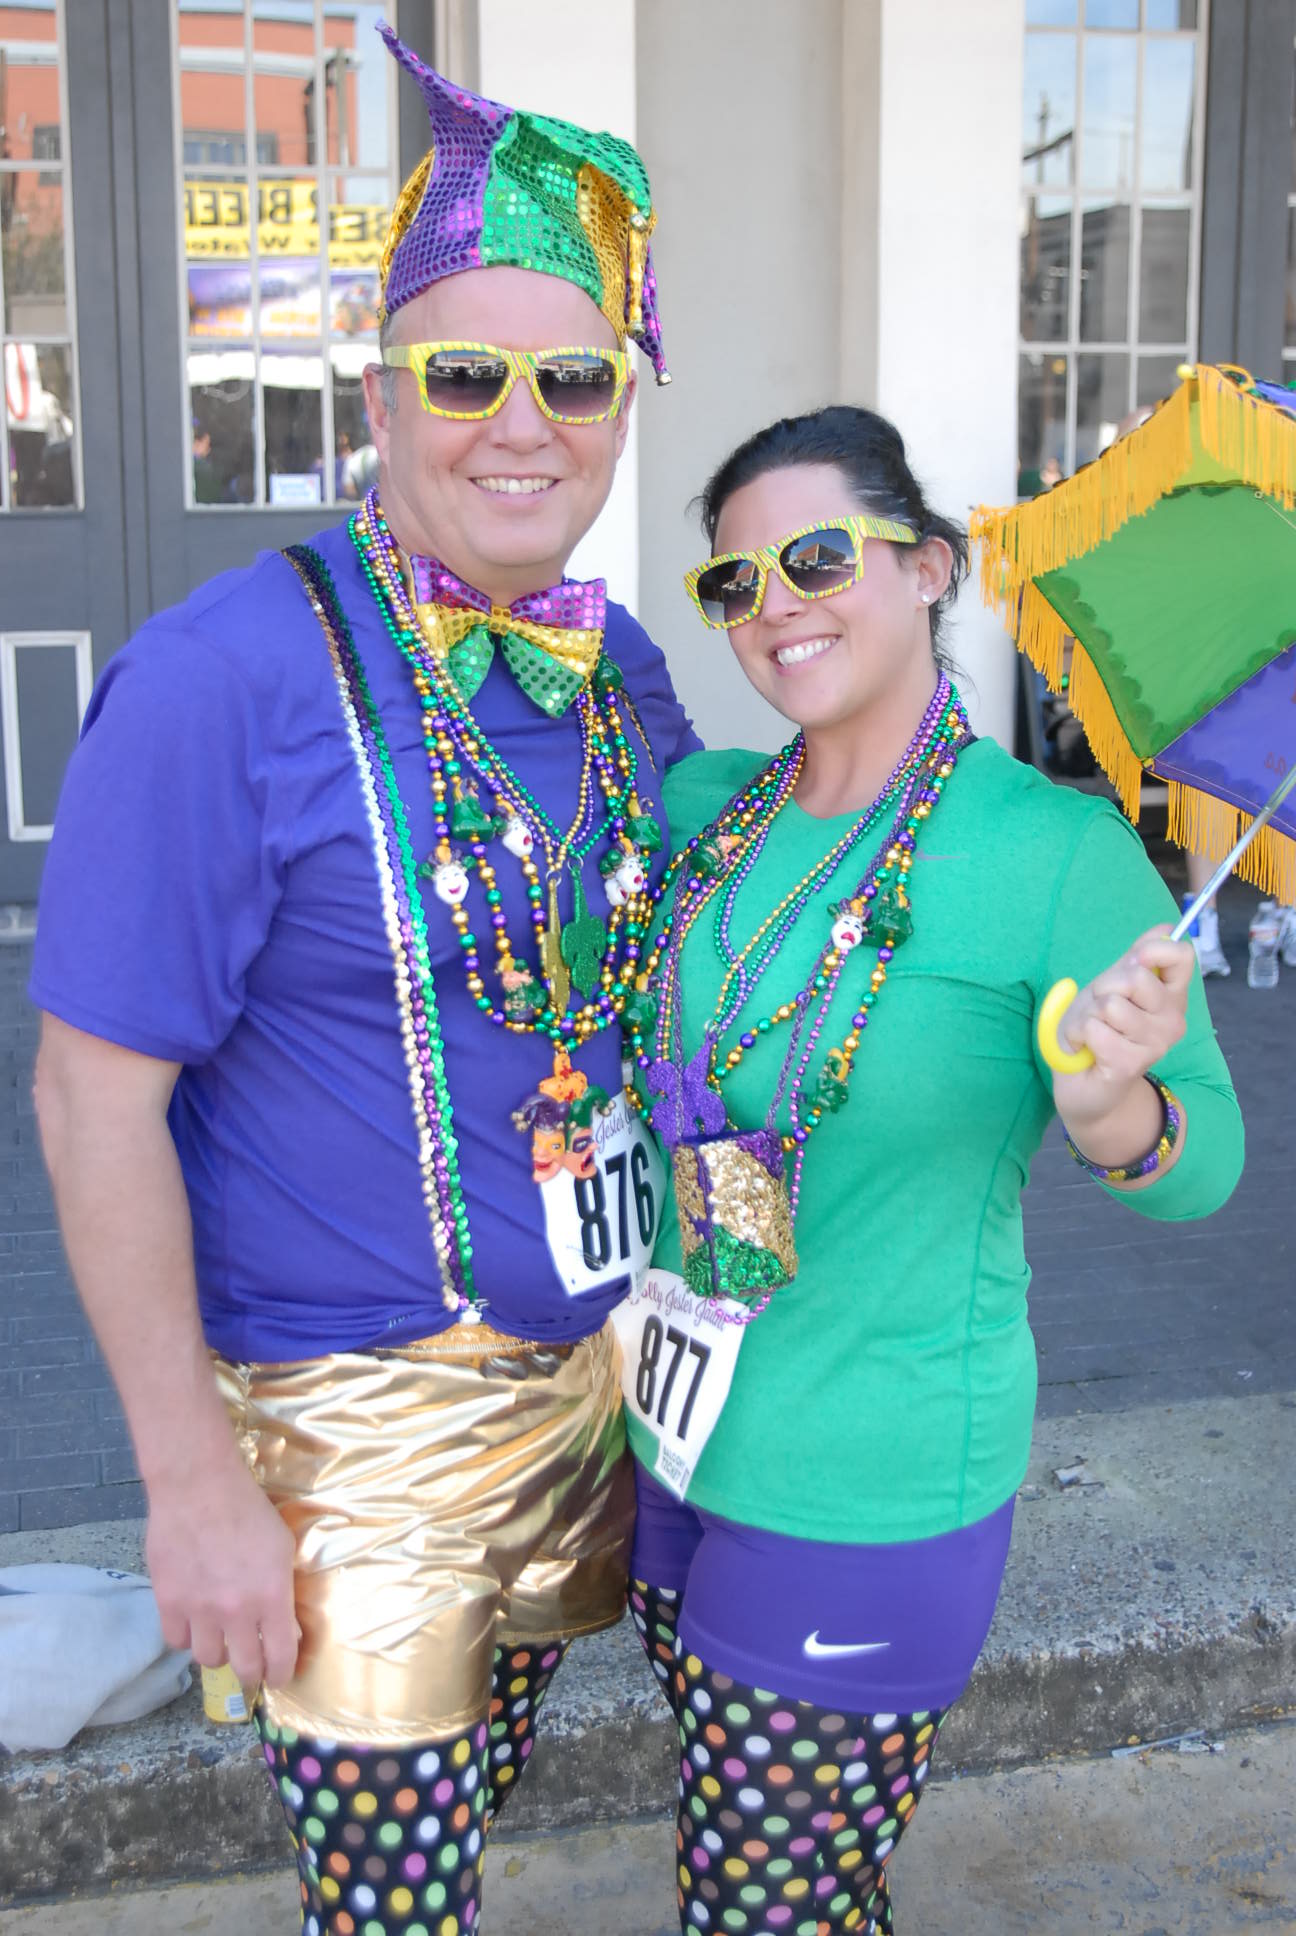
xmin=183 ymin=179 xmax=387 ymax=267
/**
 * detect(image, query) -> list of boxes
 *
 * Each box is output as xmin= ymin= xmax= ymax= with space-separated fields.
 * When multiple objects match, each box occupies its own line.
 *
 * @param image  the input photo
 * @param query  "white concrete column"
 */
xmin=475 ymin=0 xmax=641 ymax=611
xmin=635 ymin=0 xmax=845 ymax=752
xmin=868 ymin=0 xmax=1025 ymax=746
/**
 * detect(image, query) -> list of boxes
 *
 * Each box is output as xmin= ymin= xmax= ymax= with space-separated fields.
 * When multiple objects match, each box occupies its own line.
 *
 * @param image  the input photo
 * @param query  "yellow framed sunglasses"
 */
xmin=380 ymin=341 xmax=630 ymax=425
xmin=685 ymin=513 xmax=918 ymax=630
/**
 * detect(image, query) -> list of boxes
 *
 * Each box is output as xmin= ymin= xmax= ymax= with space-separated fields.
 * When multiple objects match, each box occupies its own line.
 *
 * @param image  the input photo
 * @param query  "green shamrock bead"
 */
xmin=450 ymin=794 xmax=498 ymax=840
xmin=561 ymin=874 xmax=609 ymax=995
xmin=630 ymin=813 xmax=663 ymax=855
xmin=620 ymin=987 xmax=658 ymax=1036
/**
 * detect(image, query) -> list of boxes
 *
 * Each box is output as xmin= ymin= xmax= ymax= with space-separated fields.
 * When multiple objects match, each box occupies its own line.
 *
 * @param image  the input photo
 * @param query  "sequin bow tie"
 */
xmin=410 ymin=556 xmax=607 ymax=718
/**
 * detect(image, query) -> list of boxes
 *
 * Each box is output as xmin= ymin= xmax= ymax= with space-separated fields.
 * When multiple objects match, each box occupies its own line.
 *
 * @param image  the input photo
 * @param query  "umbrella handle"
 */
xmin=1037 ymin=978 xmax=1095 ymax=1073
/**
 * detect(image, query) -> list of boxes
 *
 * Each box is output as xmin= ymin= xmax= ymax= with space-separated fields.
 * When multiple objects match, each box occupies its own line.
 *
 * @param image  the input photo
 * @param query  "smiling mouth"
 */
xmin=774 ymin=636 xmax=837 ymax=669
xmin=472 ymin=476 xmax=558 ymax=497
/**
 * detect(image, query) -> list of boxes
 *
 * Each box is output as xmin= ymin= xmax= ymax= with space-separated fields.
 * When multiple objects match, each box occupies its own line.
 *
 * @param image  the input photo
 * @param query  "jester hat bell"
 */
xmin=376 ymin=23 xmax=668 ymax=383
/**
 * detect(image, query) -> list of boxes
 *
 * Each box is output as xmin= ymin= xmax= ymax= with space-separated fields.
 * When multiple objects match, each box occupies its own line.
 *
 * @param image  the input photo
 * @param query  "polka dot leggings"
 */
xmin=255 ymin=1640 xmax=568 ymax=1934
xmin=632 ymin=1582 xmax=944 ymax=1936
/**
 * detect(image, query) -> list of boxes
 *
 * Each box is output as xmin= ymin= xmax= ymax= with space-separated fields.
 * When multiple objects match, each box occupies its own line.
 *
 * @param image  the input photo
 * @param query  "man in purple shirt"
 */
xmin=32 ymin=30 xmax=696 ymax=1931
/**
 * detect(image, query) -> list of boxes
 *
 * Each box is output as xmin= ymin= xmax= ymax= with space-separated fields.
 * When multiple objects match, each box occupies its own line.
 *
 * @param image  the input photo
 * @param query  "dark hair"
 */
xmin=697 ymin=405 xmax=969 ymax=672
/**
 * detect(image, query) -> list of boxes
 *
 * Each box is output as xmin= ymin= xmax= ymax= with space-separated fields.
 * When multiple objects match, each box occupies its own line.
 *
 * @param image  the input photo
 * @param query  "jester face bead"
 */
xmin=432 ymin=858 xmax=470 ymax=906
xmin=831 ymin=910 xmax=867 ymax=952
xmin=501 ymin=815 xmax=534 ymax=860
xmin=603 ymin=854 xmax=647 ymax=906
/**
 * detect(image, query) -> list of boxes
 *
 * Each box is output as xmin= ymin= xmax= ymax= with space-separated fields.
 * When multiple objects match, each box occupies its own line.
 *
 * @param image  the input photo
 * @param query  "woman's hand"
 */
xmin=1050 ymin=925 xmax=1194 ymax=1170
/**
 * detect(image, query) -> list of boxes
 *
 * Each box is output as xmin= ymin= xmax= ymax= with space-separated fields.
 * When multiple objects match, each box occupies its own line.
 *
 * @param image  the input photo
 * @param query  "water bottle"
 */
xmin=1247 ymin=902 xmax=1282 ymax=989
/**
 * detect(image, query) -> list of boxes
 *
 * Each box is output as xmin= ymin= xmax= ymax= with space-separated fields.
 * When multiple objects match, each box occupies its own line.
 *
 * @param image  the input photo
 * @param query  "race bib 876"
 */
xmin=538 ymin=1091 xmax=666 ymax=1298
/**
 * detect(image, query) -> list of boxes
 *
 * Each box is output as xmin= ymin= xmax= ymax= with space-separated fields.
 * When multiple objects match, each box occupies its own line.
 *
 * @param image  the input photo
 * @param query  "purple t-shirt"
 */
xmin=31 ymin=518 xmax=701 ymax=1358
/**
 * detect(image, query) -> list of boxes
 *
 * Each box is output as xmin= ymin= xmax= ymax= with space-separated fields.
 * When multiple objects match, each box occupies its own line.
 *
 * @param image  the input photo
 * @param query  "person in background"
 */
xmin=1180 ymin=848 xmax=1296 ymax=987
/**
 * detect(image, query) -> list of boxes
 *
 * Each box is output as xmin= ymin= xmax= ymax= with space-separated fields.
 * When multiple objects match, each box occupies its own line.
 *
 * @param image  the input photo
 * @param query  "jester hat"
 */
xmin=377 ymin=23 xmax=668 ymax=382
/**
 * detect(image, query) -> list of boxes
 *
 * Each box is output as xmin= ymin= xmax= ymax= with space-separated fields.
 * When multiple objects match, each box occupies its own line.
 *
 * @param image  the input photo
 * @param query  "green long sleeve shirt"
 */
xmin=632 ymin=738 xmax=1244 ymax=1542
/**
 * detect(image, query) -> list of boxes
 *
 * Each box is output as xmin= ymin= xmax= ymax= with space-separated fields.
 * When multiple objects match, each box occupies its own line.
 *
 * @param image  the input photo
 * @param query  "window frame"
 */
xmin=1019 ymin=0 xmax=1210 ymax=488
xmin=170 ymin=0 xmax=399 ymax=513
xmin=0 ymin=0 xmax=84 ymax=515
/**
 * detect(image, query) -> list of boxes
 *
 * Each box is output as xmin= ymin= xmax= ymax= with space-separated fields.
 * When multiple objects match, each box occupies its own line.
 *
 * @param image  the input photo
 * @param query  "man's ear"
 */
xmin=363 ymin=361 xmax=394 ymax=466
xmin=614 ymin=370 xmax=638 ymax=459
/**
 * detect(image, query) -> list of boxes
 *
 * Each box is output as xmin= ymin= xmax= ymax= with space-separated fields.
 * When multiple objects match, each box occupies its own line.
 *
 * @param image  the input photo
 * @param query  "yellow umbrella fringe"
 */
xmin=1017 ymin=581 xmax=1068 ymax=686
xmin=1196 ymin=364 xmax=1296 ymax=510
xmin=969 ymin=377 xmax=1194 ymax=614
xmin=972 ymin=364 xmax=1296 ymax=618
xmin=1166 ymin=780 xmax=1296 ymax=903
xmin=1067 ymin=643 xmax=1144 ymax=819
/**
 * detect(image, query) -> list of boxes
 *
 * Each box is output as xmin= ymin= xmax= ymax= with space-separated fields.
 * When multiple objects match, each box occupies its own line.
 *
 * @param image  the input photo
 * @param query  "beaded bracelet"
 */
xmin=1064 ymin=1073 xmax=1183 ymax=1185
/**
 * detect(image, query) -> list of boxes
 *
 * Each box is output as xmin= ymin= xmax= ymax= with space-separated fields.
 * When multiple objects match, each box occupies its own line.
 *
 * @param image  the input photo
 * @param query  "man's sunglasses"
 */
xmin=380 ymin=341 xmax=630 ymax=425
xmin=685 ymin=514 xmax=918 ymax=630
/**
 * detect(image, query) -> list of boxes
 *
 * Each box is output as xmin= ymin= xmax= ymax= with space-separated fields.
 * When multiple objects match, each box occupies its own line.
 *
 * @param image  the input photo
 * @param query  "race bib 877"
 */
xmin=611 ymin=1269 xmax=746 ymax=1498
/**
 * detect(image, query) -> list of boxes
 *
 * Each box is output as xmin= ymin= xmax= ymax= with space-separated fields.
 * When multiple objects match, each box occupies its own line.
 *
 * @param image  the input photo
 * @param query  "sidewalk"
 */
xmin=7 ymin=1719 xmax=1296 ymax=1933
xmin=2 ymin=1391 xmax=1293 ymax=1902
xmin=1 ymin=874 xmax=1293 ymax=1533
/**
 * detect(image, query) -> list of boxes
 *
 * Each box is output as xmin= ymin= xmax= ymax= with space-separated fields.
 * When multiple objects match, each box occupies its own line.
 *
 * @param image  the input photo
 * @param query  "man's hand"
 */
xmin=147 ymin=1456 xmax=300 ymax=1690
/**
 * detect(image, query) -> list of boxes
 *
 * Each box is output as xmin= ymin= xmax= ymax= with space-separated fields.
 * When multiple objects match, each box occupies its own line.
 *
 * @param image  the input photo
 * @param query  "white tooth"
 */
xmin=777 ymin=637 xmax=834 ymax=667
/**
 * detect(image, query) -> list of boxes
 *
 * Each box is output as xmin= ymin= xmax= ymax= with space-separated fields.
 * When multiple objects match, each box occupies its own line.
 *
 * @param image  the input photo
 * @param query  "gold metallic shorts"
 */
xmin=213 ymin=1319 xmax=632 ymax=1744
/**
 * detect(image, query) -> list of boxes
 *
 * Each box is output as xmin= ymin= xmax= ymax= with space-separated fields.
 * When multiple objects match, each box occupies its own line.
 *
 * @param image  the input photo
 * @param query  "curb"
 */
xmin=2 ymin=1392 xmax=1293 ymax=1903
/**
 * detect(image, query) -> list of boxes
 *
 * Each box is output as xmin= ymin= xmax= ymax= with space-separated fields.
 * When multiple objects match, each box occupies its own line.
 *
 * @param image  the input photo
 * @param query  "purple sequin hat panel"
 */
xmin=378 ymin=25 xmax=510 ymax=313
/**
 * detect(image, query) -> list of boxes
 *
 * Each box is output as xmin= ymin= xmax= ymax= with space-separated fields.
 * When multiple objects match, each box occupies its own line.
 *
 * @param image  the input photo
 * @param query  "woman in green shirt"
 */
xmin=617 ymin=406 xmax=1242 ymax=1936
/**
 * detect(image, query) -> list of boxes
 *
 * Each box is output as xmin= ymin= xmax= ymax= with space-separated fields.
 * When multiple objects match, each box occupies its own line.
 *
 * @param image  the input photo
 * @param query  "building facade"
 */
xmin=0 ymin=0 xmax=1291 ymax=900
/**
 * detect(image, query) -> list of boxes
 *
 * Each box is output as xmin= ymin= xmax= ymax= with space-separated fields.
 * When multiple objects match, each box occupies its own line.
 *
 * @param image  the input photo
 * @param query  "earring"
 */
xmin=921 ymin=592 xmax=932 ymax=604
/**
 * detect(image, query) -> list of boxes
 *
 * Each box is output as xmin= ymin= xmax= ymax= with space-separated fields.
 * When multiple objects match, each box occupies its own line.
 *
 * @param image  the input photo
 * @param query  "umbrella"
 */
xmin=971 ymin=362 xmax=1296 ymax=1069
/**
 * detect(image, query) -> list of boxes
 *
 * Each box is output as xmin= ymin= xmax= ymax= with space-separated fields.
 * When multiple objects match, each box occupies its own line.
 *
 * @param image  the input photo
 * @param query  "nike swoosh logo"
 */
xmin=803 ymin=1632 xmax=891 ymax=1659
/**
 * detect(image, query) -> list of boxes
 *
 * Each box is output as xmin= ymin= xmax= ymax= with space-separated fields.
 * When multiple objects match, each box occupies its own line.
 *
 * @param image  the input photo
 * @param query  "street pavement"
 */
xmin=0 ymin=871 xmax=1293 ymax=1533
xmin=5 ymin=1720 xmax=1294 ymax=1934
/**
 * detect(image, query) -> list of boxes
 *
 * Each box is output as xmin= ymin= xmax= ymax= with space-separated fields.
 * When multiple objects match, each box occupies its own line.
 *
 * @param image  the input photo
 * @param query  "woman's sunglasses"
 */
xmin=380 ymin=341 xmax=629 ymax=425
xmin=685 ymin=514 xmax=918 ymax=630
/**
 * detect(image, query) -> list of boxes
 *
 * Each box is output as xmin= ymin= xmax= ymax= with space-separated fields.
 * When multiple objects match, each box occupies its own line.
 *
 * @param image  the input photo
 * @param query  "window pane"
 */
xmin=1026 ymin=0 xmax=1077 ymax=20
xmin=1080 ymin=200 xmax=1130 ymax=341
xmin=1136 ymin=354 xmax=1183 ymax=407
xmin=1141 ymin=39 xmax=1196 ymax=190
xmin=323 ymin=5 xmax=391 ymax=170
xmin=9 ymin=343 xmax=76 ymax=507
xmin=1076 ymin=351 xmax=1130 ymax=466
xmin=253 ymin=1 xmax=316 ymax=172
xmin=184 ymin=176 xmax=254 ymax=264
xmin=188 ymin=256 xmax=252 ymax=341
xmin=2 ymin=55 xmax=61 ymax=169
xmin=331 ymin=265 xmax=382 ymax=338
xmin=1021 ymin=195 xmax=1072 ymax=341
xmin=260 ymin=259 xmax=325 ymax=340
xmin=1019 ymin=351 xmax=1069 ymax=495
xmin=1081 ymin=37 xmax=1137 ymax=190
xmin=332 ymin=343 xmax=379 ymax=500
xmin=264 ymin=349 xmax=324 ymax=504
xmin=179 ymin=2 xmax=247 ymax=173
xmin=1138 ymin=205 xmax=1190 ymax=340
xmin=1023 ymin=35 xmax=1077 ymax=185
xmin=1145 ymin=1 xmax=1198 ymax=25
xmin=1 ymin=173 xmax=67 ymax=335
xmin=328 ymin=174 xmax=389 ymax=277
xmin=1085 ymin=0 xmax=1138 ymax=25
xmin=189 ymin=362 xmax=256 ymax=504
